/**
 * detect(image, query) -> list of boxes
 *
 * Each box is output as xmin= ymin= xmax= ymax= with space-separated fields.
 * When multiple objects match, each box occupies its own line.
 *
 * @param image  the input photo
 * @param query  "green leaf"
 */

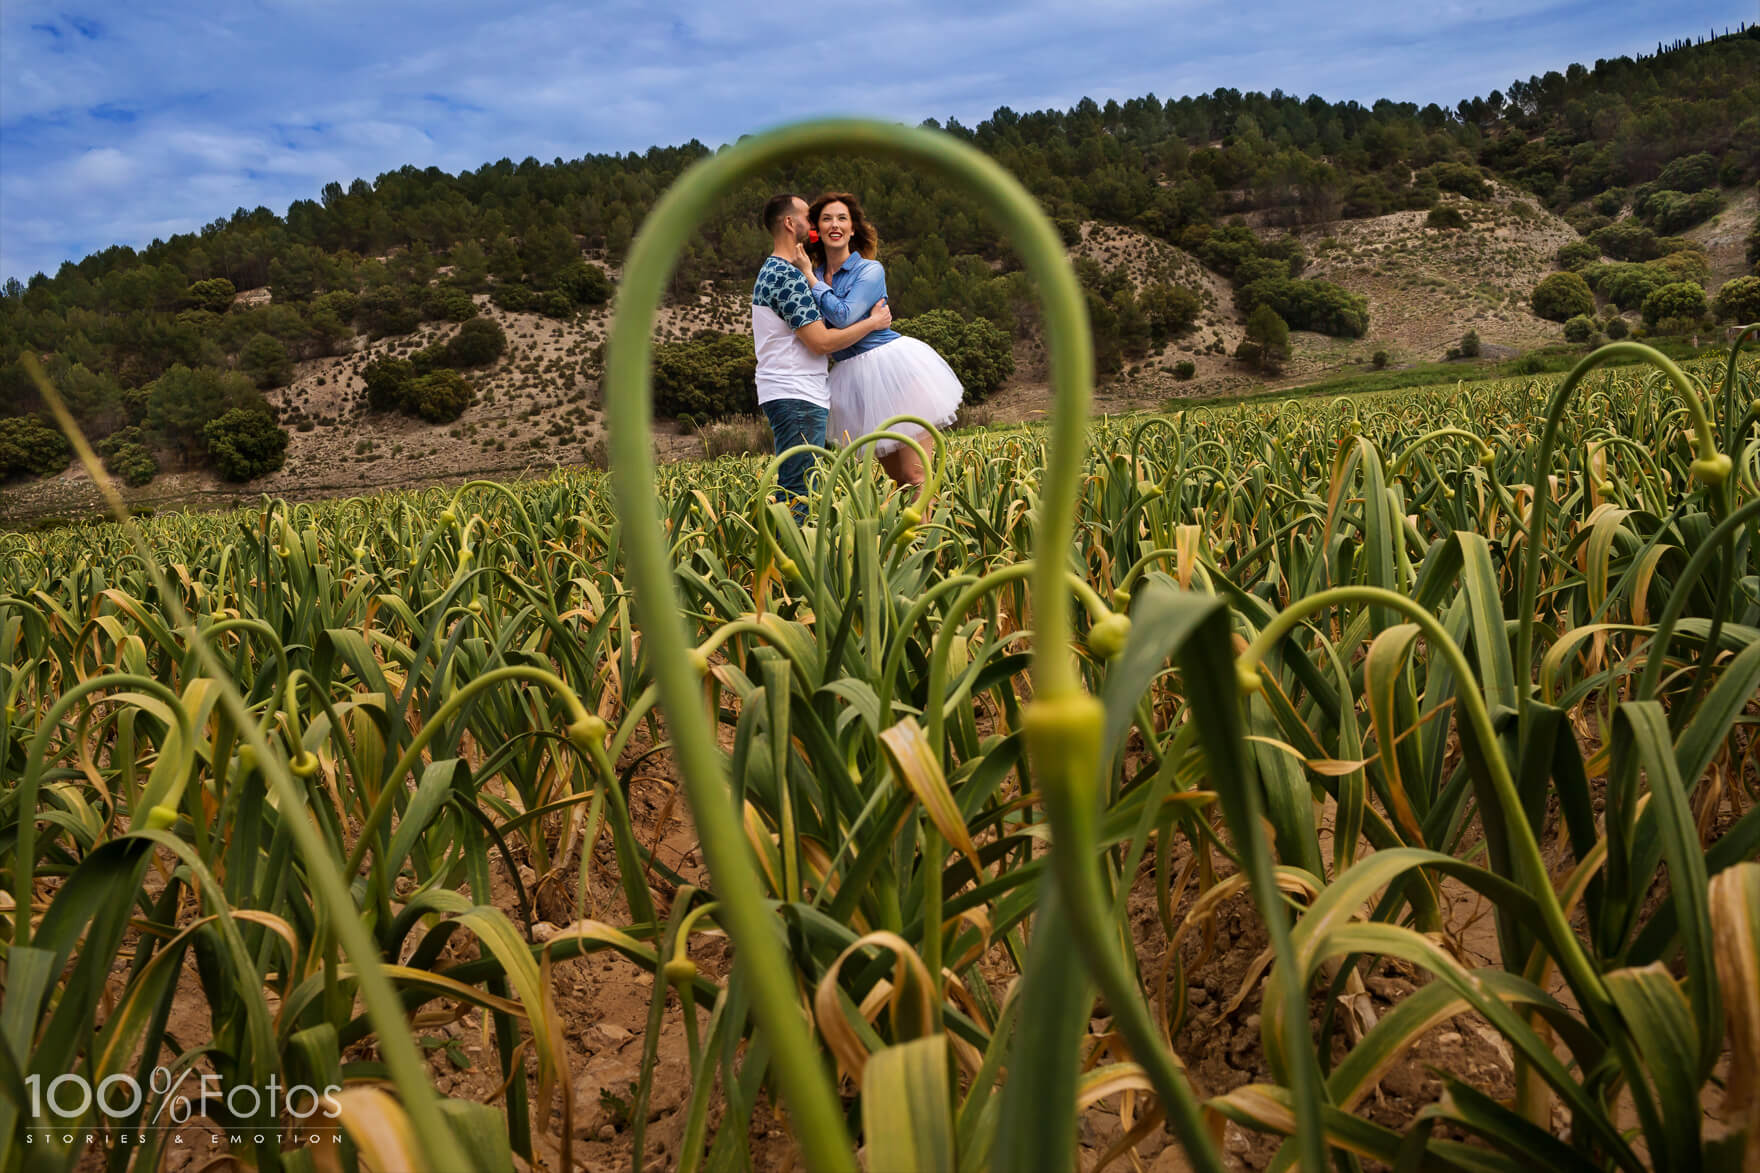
xmin=863 ymin=1035 xmax=955 ymax=1173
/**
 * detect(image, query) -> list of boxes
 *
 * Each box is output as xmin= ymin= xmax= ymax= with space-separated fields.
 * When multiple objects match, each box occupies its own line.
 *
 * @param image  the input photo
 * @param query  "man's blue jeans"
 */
xmin=760 ymin=398 xmax=828 ymax=522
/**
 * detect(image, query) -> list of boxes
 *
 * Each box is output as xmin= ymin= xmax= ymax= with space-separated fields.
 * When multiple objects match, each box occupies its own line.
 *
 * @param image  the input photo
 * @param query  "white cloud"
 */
xmin=67 ymin=146 xmax=133 ymax=187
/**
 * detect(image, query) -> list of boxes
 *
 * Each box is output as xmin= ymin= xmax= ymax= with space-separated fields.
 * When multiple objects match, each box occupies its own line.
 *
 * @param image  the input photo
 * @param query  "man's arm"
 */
xmin=796 ymin=299 xmax=890 ymax=356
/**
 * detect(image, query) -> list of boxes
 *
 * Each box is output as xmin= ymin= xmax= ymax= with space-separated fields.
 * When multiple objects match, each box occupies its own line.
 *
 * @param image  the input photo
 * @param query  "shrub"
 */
xmin=203 ymin=409 xmax=287 ymax=481
xmin=1173 ymin=360 xmax=1196 ymax=380
xmin=1459 ymin=329 xmax=1481 ymax=357
xmin=104 ymin=441 xmax=158 ymax=486
xmin=1563 ymin=314 xmax=1597 ymax=344
xmin=1426 ymin=206 xmax=1468 ymax=231
xmin=896 ymin=310 xmax=1014 ymax=402
xmin=651 ymin=333 xmax=756 ymax=419
xmin=423 ymin=286 xmax=479 ymax=323
xmin=701 ymin=414 xmax=773 ymax=459
xmin=490 ymin=283 xmax=539 ymax=313
xmin=445 ymin=317 xmax=507 ymax=368
xmin=357 ymin=285 xmax=421 ymax=337
xmin=1589 ymin=221 xmax=1661 ymax=262
xmin=1371 ymin=350 xmax=1388 ymax=369
xmin=145 ymin=365 xmax=266 ymax=466
xmin=362 ymin=357 xmax=417 ymax=412
xmin=239 ymin=332 xmax=293 ymax=388
xmin=1654 ymin=152 xmax=1719 ymax=194
xmin=557 ymin=260 xmax=613 ymax=307
xmin=1530 ymin=271 xmax=1594 ymax=322
xmin=409 ymin=343 xmax=447 ymax=375
xmin=186 ymin=278 xmax=236 ymax=314
xmin=1655 ymin=249 xmax=1710 ymax=286
xmin=1595 ymin=262 xmax=1669 ymax=310
xmin=1603 ymin=315 xmax=1629 ymax=339
xmin=1555 ymin=240 xmax=1601 ymax=270
xmin=1714 ymin=276 xmax=1760 ymax=323
xmin=1565 ymin=209 xmax=1613 ymax=236
xmin=1138 ymin=283 xmax=1202 ymax=341
xmin=176 ymin=308 xmax=221 ymax=332
xmin=1236 ymin=304 xmax=1290 ymax=371
xmin=406 ymin=370 xmax=475 ymax=423
xmin=1641 ymin=282 xmax=1707 ymax=329
xmin=1234 ymin=256 xmax=1294 ymax=287
xmin=1421 ymin=161 xmax=1491 ymax=200
xmin=313 ymin=289 xmax=359 ymax=323
xmin=538 ymin=290 xmax=576 ymax=319
xmin=0 ymin=415 xmax=72 ymax=479
xmin=1235 ymin=277 xmax=1368 ymax=337
xmin=1639 ymin=190 xmax=1722 ymax=235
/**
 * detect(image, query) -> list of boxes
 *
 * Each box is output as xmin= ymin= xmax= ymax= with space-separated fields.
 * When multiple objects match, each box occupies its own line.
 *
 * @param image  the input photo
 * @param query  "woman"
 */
xmin=788 ymin=191 xmax=962 ymax=493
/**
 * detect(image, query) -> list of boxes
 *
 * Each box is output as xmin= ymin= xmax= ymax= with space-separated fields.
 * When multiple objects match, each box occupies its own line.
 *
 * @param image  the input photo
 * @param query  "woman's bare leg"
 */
xmin=900 ymin=430 xmax=932 ymax=491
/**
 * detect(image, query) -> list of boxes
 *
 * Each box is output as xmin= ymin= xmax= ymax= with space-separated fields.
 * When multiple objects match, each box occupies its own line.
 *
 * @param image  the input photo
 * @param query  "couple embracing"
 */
xmin=751 ymin=191 xmax=963 ymax=517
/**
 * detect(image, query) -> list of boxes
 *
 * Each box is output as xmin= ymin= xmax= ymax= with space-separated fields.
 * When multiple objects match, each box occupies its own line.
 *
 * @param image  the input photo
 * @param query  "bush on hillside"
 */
xmin=357 ymin=285 xmax=421 ymax=337
xmin=1138 ymin=283 xmax=1203 ymax=342
xmin=1563 ymin=314 xmax=1597 ymax=343
xmin=422 ymin=286 xmax=479 ymax=323
xmin=557 ymin=260 xmax=613 ymax=307
xmin=1556 ymin=239 xmax=1601 ymax=270
xmin=1235 ymin=277 xmax=1368 ymax=337
xmin=1639 ymin=189 xmax=1722 ymax=235
xmin=1594 ymin=262 xmax=1669 ymax=309
xmin=651 ymin=333 xmax=756 ymax=420
xmin=0 ymin=415 xmax=72 ymax=479
xmin=1655 ymin=248 xmax=1710 ymax=285
xmin=363 ymin=357 xmax=418 ymax=412
xmin=186 ymin=278 xmax=236 ymax=314
xmin=1654 ymin=152 xmax=1719 ymax=194
xmin=1531 ymin=271 xmax=1594 ymax=321
xmin=98 ymin=426 xmax=159 ymax=486
xmin=1640 ymin=281 xmax=1707 ymax=330
xmin=1714 ymin=275 xmax=1760 ymax=323
xmin=1421 ymin=162 xmax=1492 ymax=201
xmin=445 ymin=317 xmax=507 ymax=368
xmin=105 ymin=442 xmax=158 ymax=486
xmin=145 ymin=365 xmax=266 ymax=466
xmin=1426 ymin=206 xmax=1468 ymax=230
xmin=204 ymin=409 xmax=287 ymax=481
xmin=240 ymin=332 xmax=292 ymax=388
xmin=1236 ymin=304 xmax=1291 ymax=371
xmin=406 ymin=371 xmax=474 ymax=423
xmin=1589 ymin=221 xmax=1661 ymax=262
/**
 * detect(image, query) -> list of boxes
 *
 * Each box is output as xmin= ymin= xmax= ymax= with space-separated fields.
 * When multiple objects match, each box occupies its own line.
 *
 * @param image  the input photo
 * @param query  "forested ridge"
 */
xmin=3 ymin=25 xmax=1757 ymax=487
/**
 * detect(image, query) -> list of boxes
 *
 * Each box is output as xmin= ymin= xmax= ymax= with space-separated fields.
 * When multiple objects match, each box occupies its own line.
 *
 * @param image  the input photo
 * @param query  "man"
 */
xmin=752 ymin=193 xmax=891 ymax=519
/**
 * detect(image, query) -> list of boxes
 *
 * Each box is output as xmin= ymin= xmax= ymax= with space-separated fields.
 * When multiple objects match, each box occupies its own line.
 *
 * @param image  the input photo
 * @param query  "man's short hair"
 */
xmin=763 ymin=193 xmax=805 ymax=234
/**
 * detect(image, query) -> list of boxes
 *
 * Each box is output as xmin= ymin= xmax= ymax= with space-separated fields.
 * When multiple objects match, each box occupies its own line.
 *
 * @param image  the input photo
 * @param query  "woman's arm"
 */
xmin=810 ymin=260 xmax=887 ymax=328
xmin=795 ymin=299 xmax=892 ymax=356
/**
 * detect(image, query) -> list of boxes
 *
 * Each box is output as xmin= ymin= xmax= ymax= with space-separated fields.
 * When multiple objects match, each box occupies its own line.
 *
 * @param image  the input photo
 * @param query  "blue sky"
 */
xmin=0 ymin=1 xmax=1747 ymax=283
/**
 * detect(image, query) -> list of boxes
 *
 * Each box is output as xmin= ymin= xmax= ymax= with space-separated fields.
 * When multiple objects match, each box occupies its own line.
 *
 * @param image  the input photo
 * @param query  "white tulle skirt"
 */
xmin=827 ymin=336 xmax=963 ymax=456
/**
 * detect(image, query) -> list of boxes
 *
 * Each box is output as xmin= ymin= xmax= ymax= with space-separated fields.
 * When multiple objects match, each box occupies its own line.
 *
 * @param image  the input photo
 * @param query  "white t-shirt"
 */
xmin=751 ymin=255 xmax=828 ymax=407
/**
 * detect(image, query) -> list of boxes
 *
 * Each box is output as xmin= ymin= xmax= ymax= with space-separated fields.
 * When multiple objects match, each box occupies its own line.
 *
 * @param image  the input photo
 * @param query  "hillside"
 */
xmin=3 ymin=27 xmax=1758 ymax=519
xmin=0 ymin=181 xmax=1639 ymax=523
